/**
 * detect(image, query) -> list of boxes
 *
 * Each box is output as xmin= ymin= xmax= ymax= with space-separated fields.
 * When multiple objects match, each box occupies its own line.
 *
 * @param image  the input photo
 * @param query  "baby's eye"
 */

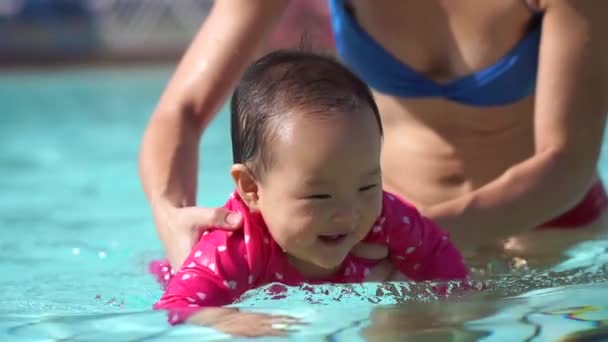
xmin=359 ymin=184 xmax=378 ymax=192
xmin=306 ymin=194 xmax=332 ymax=200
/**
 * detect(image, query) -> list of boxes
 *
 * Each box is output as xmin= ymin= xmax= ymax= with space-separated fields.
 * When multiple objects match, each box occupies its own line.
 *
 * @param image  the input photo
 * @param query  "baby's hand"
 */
xmin=351 ymin=241 xmax=389 ymax=260
xmin=363 ymin=259 xmax=409 ymax=282
xmin=188 ymin=307 xmax=302 ymax=337
xmin=351 ymin=242 xmax=409 ymax=282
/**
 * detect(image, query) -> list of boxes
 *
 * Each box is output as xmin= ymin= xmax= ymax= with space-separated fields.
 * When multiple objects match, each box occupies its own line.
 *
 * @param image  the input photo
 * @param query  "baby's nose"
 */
xmin=332 ymin=203 xmax=360 ymax=225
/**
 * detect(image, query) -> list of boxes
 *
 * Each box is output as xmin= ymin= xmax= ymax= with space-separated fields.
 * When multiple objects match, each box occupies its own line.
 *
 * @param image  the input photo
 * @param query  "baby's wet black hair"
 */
xmin=230 ymin=49 xmax=382 ymax=179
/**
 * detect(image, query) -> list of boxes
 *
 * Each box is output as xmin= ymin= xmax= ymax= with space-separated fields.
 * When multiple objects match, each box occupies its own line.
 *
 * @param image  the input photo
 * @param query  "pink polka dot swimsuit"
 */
xmin=151 ymin=191 xmax=469 ymax=324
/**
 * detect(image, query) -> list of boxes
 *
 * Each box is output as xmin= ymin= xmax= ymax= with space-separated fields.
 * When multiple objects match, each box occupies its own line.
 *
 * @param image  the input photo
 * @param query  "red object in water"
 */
xmin=539 ymin=181 xmax=608 ymax=228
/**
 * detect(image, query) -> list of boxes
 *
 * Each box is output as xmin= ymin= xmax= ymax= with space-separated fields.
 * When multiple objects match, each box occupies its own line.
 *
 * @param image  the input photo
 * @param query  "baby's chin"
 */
xmin=283 ymin=237 xmax=360 ymax=276
xmin=310 ymin=248 xmax=352 ymax=270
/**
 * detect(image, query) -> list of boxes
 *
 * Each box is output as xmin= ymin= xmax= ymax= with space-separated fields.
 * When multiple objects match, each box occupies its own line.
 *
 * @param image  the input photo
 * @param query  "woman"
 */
xmin=139 ymin=0 xmax=608 ymax=271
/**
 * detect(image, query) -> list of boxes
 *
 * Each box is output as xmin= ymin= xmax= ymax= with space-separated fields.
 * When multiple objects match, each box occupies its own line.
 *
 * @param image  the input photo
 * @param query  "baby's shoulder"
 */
xmin=381 ymin=191 xmax=418 ymax=212
xmin=199 ymin=228 xmax=244 ymax=245
xmin=360 ymin=191 xmax=428 ymax=245
xmin=379 ymin=191 xmax=422 ymax=226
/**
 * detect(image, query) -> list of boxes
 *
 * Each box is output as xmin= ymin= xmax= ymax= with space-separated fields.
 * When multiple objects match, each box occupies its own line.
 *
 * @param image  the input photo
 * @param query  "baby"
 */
xmin=152 ymin=50 xmax=469 ymax=328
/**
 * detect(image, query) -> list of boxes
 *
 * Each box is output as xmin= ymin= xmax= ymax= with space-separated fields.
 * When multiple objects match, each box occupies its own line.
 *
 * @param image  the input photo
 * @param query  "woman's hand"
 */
xmin=163 ymin=206 xmax=243 ymax=269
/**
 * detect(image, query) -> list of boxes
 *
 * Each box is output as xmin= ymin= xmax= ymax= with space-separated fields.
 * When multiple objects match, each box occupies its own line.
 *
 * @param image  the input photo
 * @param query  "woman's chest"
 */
xmin=345 ymin=0 xmax=536 ymax=83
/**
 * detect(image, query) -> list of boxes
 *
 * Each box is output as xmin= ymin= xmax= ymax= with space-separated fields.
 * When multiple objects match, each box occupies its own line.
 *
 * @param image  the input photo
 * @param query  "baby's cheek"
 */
xmin=292 ymin=203 xmax=328 ymax=226
xmin=288 ymin=216 xmax=321 ymax=239
xmin=272 ymin=210 xmax=319 ymax=243
xmin=363 ymin=194 xmax=383 ymax=225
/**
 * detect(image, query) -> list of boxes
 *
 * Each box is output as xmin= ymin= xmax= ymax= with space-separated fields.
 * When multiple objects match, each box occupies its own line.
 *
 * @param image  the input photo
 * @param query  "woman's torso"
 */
xmin=330 ymin=0 xmax=540 ymax=206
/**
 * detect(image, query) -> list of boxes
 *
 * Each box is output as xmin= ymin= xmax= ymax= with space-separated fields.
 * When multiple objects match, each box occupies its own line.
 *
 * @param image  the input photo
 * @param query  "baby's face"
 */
xmin=257 ymin=109 xmax=383 ymax=278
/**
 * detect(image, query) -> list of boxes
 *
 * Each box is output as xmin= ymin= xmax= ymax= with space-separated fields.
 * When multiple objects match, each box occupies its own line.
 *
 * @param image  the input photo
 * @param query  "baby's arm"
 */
xmin=187 ymin=307 xmax=300 ymax=337
xmin=153 ymin=232 xmax=252 ymax=324
xmin=158 ymin=277 xmax=298 ymax=336
xmin=380 ymin=192 xmax=469 ymax=281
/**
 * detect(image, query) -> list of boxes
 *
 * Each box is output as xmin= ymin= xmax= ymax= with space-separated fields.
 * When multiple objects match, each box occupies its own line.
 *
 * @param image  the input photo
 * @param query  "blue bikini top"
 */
xmin=328 ymin=0 xmax=543 ymax=107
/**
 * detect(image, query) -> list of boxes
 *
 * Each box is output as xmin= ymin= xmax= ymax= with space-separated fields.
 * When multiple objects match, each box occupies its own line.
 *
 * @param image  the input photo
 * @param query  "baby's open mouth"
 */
xmin=318 ymin=234 xmax=348 ymax=245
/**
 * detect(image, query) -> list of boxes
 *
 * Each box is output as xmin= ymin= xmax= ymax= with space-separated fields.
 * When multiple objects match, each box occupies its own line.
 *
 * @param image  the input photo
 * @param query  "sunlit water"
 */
xmin=1 ymin=66 xmax=608 ymax=341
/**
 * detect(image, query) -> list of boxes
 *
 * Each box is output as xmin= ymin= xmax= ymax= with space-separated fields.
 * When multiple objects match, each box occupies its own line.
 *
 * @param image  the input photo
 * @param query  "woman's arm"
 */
xmin=423 ymin=0 xmax=608 ymax=249
xmin=138 ymin=0 xmax=289 ymax=268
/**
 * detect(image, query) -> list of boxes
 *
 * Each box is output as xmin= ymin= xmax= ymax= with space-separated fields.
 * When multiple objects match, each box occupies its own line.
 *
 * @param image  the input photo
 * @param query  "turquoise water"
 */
xmin=1 ymin=66 xmax=608 ymax=341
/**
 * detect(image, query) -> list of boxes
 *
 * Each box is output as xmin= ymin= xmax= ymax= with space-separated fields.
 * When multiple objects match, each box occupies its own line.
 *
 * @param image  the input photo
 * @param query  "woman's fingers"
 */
xmin=185 ymin=207 xmax=243 ymax=231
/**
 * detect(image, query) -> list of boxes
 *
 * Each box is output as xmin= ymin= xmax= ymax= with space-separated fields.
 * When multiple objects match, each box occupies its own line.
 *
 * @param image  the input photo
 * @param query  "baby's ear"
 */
xmin=230 ymin=164 xmax=260 ymax=210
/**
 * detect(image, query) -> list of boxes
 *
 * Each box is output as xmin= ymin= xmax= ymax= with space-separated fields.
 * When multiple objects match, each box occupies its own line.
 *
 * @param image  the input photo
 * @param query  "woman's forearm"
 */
xmin=139 ymin=113 xmax=201 ymax=247
xmin=426 ymin=147 xmax=597 ymax=248
xmin=426 ymin=0 xmax=608 ymax=249
xmin=138 ymin=0 xmax=289 ymax=257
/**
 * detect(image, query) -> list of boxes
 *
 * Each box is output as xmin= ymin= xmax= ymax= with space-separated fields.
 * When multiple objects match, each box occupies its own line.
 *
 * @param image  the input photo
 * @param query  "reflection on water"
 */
xmin=3 ymin=263 xmax=608 ymax=341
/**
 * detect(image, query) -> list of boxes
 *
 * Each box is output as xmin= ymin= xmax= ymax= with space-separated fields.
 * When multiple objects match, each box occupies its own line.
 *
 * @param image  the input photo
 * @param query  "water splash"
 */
xmin=233 ymin=263 xmax=608 ymax=309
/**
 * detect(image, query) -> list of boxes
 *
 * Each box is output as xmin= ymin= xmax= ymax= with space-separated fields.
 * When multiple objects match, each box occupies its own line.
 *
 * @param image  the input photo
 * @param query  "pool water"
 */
xmin=1 ymin=66 xmax=608 ymax=341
